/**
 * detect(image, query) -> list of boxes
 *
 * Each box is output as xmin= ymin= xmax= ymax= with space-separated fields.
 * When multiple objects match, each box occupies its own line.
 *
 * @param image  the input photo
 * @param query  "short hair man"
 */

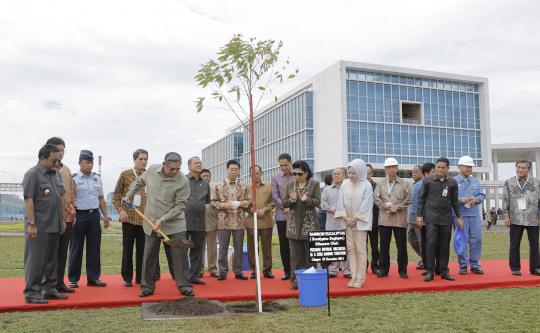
xmin=417 ymin=157 xmax=462 ymax=282
xmin=112 ymin=149 xmax=149 ymax=287
xmin=22 ymin=144 xmax=67 ymax=304
xmin=246 ymin=165 xmax=275 ymax=279
xmin=417 ymin=162 xmax=437 ymax=273
xmin=455 ymin=156 xmax=485 ymax=275
xmin=373 ymin=158 xmax=412 ymax=279
xmin=45 ymin=137 xmax=76 ymax=294
xmin=126 ymin=152 xmax=194 ymax=297
xmin=200 ymin=169 xmax=218 ymax=278
xmin=185 ymin=156 xmax=211 ymax=285
xmin=212 ymin=159 xmax=252 ymax=280
xmin=408 ymin=164 xmax=424 ymax=270
xmin=503 ymin=160 xmax=540 ymax=276
xmin=69 ymin=150 xmax=110 ymax=288
xmin=271 ymin=153 xmax=295 ymax=280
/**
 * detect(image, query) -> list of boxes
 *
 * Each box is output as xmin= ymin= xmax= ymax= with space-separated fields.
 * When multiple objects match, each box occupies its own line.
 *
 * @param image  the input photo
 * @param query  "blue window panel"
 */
xmin=437 ymin=80 xmax=445 ymax=89
xmin=392 ymin=100 xmax=400 ymax=122
xmin=360 ymin=123 xmax=368 ymax=141
xmin=406 ymin=76 xmax=414 ymax=85
xmin=452 ymin=91 xmax=459 ymax=106
xmin=474 ymin=94 xmax=479 ymax=108
xmin=415 ymin=77 xmax=422 ymax=86
xmin=384 ymin=85 xmax=392 ymax=99
xmin=445 ymin=91 xmax=452 ymax=105
xmin=368 ymin=98 xmax=376 ymax=111
xmin=399 ymin=75 xmax=407 ymax=85
xmin=432 ymin=128 xmax=440 ymax=156
xmin=374 ymin=73 xmax=383 ymax=82
xmin=408 ymin=87 xmax=415 ymax=101
xmin=349 ymin=81 xmax=358 ymax=96
xmin=358 ymin=81 xmax=367 ymax=97
xmin=366 ymin=72 xmax=374 ymax=81
xmin=415 ymin=87 xmax=422 ymax=102
xmin=400 ymin=86 xmax=407 ymax=100
xmin=359 ymin=109 xmax=367 ymax=121
xmin=446 ymin=105 xmax=453 ymax=127
xmin=392 ymin=75 xmax=399 ymax=83
xmin=383 ymin=73 xmax=392 ymax=83
xmin=452 ymin=82 xmax=460 ymax=91
xmin=431 ymin=90 xmax=438 ymax=104
xmin=391 ymin=85 xmax=399 ymax=99
xmin=348 ymin=96 xmax=358 ymax=110
xmin=467 ymin=94 xmax=474 ymax=108
xmin=422 ymin=79 xmax=430 ymax=88
xmin=466 ymin=84 xmax=474 ymax=92
xmin=402 ymin=157 xmax=410 ymax=165
xmin=376 ymin=99 xmax=384 ymax=112
xmin=459 ymin=92 xmax=466 ymax=107
xmin=346 ymin=70 xmax=356 ymax=80
xmin=431 ymin=104 xmax=439 ymax=126
xmin=460 ymin=108 xmax=467 ymax=128
xmin=375 ymin=83 xmax=383 ymax=98
xmin=423 ymin=88 xmax=431 ymax=103
xmin=444 ymin=81 xmax=452 ymax=90
xmin=439 ymin=105 xmax=446 ymax=126
xmin=429 ymin=79 xmax=437 ymax=88
xmin=367 ymin=82 xmax=375 ymax=97
xmin=438 ymin=90 xmax=446 ymax=105
xmin=358 ymin=71 xmax=366 ymax=81
xmin=474 ymin=108 xmax=480 ymax=129
xmin=473 ymin=84 xmax=479 ymax=92
xmin=359 ymin=97 xmax=367 ymax=110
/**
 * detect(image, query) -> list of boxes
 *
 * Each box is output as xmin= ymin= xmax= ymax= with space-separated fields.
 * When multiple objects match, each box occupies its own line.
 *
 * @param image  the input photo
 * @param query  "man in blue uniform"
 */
xmin=454 ymin=156 xmax=485 ymax=275
xmin=68 ymin=150 xmax=110 ymax=288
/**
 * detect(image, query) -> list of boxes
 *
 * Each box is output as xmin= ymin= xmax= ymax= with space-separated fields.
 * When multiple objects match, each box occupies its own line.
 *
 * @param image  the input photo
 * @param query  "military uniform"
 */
xmin=22 ymin=163 xmax=65 ymax=302
xmin=68 ymin=152 xmax=105 ymax=286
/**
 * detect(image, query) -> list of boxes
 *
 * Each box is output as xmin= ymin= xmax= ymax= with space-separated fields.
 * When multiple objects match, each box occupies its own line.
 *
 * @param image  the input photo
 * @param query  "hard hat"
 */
xmin=384 ymin=157 xmax=399 ymax=167
xmin=458 ymin=156 xmax=475 ymax=167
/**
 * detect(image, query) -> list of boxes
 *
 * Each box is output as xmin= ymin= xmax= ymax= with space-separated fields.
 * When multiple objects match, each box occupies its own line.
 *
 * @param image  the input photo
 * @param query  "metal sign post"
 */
xmin=308 ymin=230 xmax=347 ymax=317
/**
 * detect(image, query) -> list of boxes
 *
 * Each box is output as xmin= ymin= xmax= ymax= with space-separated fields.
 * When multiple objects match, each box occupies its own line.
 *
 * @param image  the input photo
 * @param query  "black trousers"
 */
xmin=57 ymin=222 xmax=73 ymax=288
xmin=121 ymin=223 xmax=145 ymax=283
xmin=509 ymin=225 xmax=540 ymax=272
xmin=426 ymin=223 xmax=451 ymax=275
xmin=367 ymin=217 xmax=380 ymax=273
xmin=421 ymin=225 xmax=440 ymax=272
xmin=276 ymin=220 xmax=291 ymax=274
xmin=379 ymin=226 xmax=408 ymax=275
xmin=187 ymin=230 xmax=206 ymax=281
xmin=69 ymin=210 xmax=101 ymax=283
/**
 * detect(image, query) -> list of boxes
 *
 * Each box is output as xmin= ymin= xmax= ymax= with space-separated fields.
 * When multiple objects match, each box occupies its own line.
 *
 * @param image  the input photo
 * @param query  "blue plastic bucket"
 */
xmin=295 ymin=269 xmax=328 ymax=307
xmin=242 ymin=250 xmax=250 ymax=271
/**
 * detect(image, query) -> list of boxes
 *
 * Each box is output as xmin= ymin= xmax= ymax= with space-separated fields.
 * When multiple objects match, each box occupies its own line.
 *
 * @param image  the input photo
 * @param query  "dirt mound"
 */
xmin=226 ymin=301 xmax=288 ymax=313
xmin=147 ymin=297 xmax=225 ymax=316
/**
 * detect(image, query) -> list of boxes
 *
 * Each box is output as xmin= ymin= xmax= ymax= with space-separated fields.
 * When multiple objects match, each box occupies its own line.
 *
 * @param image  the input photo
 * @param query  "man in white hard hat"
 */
xmin=373 ymin=157 xmax=412 ymax=279
xmin=454 ymin=156 xmax=485 ymax=275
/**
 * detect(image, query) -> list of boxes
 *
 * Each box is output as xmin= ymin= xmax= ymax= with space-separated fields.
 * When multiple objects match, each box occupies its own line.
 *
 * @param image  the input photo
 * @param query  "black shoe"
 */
xmin=264 ymin=271 xmax=275 ymax=279
xmin=191 ymin=278 xmax=206 ymax=285
xmin=235 ymin=273 xmax=248 ymax=280
xmin=424 ymin=273 xmax=434 ymax=282
xmin=512 ymin=270 xmax=522 ymax=276
xmin=328 ymin=273 xmax=337 ymax=278
xmin=344 ymin=273 xmax=352 ymax=279
xmin=56 ymin=285 xmax=75 ymax=293
xmin=180 ymin=287 xmax=195 ymax=297
xmin=198 ymin=272 xmax=204 ymax=278
xmin=250 ymin=272 xmax=257 ymax=279
xmin=531 ymin=269 xmax=540 ymax=276
xmin=459 ymin=268 xmax=468 ymax=275
xmin=124 ymin=281 xmax=133 ymax=287
xmin=399 ymin=273 xmax=409 ymax=279
xmin=281 ymin=272 xmax=290 ymax=280
xmin=217 ymin=273 xmax=227 ymax=281
xmin=25 ymin=297 xmax=48 ymax=304
xmin=376 ymin=272 xmax=388 ymax=278
xmin=471 ymin=268 xmax=484 ymax=275
xmin=416 ymin=263 xmax=425 ymax=270
xmin=210 ymin=272 xmax=219 ymax=278
xmin=42 ymin=292 xmax=69 ymax=300
xmin=421 ymin=271 xmax=428 ymax=276
xmin=68 ymin=281 xmax=78 ymax=289
xmin=441 ymin=274 xmax=455 ymax=281
xmin=290 ymin=281 xmax=298 ymax=290
xmin=139 ymin=290 xmax=154 ymax=297
xmin=87 ymin=279 xmax=107 ymax=287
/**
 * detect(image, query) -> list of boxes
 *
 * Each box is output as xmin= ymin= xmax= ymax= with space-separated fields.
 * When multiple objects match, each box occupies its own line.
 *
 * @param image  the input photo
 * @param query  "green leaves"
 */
xmin=194 ymin=34 xmax=298 ymax=115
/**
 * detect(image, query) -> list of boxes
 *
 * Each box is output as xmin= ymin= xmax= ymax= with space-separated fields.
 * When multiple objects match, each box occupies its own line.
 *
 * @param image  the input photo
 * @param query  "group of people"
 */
xmin=22 ymin=137 xmax=540 ymax=303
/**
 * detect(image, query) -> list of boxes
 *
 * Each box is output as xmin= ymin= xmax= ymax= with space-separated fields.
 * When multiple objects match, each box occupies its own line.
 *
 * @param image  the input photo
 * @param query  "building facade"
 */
xmin=201 ymin=61 xmax=491 ymax=182
xmin=202 ymin=131 xmax=243 ymax=182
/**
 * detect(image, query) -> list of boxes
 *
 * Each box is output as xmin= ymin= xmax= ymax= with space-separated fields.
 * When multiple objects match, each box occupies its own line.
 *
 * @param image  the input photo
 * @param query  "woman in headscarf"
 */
xmin=283 ymin=160 xmax=321 ymax=290
xmin=335 ymin=159 xmax=374 ymax=288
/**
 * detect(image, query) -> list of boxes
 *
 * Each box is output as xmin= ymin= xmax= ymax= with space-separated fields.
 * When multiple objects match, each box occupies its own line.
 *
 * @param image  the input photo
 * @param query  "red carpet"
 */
xmin=2 ymin=260 xmax=540 ymax=313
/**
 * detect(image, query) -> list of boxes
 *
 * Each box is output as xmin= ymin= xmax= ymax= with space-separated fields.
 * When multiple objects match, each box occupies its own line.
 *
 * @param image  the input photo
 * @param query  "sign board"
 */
xmin=308 ymin=231 xmax=346 ymax=263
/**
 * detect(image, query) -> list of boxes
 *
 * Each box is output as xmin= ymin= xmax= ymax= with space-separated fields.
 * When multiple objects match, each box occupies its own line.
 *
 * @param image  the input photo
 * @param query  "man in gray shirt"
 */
xmin=22 ymin=144 xmax=68 ymax=304
xmin=125 ymin=152 xmax=194 ymax=297
xmin=185 ymin=156 xmax=210 ymax=285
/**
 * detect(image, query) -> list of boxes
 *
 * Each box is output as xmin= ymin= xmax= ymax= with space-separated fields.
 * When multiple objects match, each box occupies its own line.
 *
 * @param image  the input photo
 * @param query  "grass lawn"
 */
xmin=1 ymin=230 xmax=539 ymax=332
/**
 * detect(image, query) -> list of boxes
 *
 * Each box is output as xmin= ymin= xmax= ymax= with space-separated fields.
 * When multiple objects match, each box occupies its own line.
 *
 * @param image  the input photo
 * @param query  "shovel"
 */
xmin=122 ymin=200 xmax=193 ymax=248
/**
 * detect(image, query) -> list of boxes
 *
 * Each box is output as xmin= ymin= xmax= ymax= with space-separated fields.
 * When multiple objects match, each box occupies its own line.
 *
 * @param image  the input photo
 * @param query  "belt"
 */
xmin=76 ymin=209 xmax=98 ymax=213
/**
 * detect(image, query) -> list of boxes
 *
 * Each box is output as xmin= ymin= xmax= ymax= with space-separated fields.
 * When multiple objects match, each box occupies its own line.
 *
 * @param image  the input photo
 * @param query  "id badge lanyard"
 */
xmin=517 ymin=177 xmax=529 ymax=210
xmin=132 ymin=169 xmax=144 ymax=207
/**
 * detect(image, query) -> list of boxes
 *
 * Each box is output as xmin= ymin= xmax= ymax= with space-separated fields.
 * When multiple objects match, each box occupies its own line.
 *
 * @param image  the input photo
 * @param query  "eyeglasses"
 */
xmin=293 ymin=172 xmax=304 ymax=176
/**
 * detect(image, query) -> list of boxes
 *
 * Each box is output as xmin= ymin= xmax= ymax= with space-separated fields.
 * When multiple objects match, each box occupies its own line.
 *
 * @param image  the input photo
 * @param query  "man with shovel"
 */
xmin=125 ymin=152 xmax=194 ymax=297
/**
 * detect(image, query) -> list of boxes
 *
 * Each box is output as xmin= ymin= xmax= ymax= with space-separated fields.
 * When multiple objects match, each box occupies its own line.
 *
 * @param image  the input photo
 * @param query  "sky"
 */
xmin=1 ymin=0 xmax=539 ymax=194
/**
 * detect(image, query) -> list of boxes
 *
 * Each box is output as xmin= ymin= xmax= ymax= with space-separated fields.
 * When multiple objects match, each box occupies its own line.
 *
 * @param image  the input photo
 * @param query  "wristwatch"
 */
xmin=25 ymin=218 xmax=36 ymax=226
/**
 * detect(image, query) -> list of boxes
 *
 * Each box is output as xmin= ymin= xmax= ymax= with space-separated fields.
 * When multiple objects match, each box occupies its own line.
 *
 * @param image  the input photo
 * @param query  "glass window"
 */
xmin=406 ymin=76 xmax=414 ymax=85
xmin=399 ymin=75 xmax=407 ymax=85
xmin=375 ymin=83 xmax=383 ymax=98
xmin=358 ymin=81 xmax=367 ymax=97
xmin=423 ymin=88 xmax=431 ymax=103
xmin=407 ymin=87 xmax=415 ymax=101
xmin=384 ymin=85 xmax=392 ymax=99
xmin=415 ymin=77 xmax=422 ymax=86
xmin=400 ymin=86 xmax=407 ymax=100
xmin=366 ymin=72 xmax=374 ymax=81
xmin=367 ymin=82 xmax=375 ymax=97
xmin=415 ymin=88 xmax=422 ymax=102
xmin=374 ymin=73 xmax=383 ymax=82
xmin=392 ymin=85 xmax=399 ymax=99
xmin=357 ymin=71 xmax=366 ymax=81
xmin=392 ymin=74 xmax=399 ymax=83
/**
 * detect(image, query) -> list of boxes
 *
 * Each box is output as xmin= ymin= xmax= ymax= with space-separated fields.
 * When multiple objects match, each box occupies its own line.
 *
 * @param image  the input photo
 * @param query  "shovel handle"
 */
xmin=132 ymin=208 xmax=170 ymax=241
